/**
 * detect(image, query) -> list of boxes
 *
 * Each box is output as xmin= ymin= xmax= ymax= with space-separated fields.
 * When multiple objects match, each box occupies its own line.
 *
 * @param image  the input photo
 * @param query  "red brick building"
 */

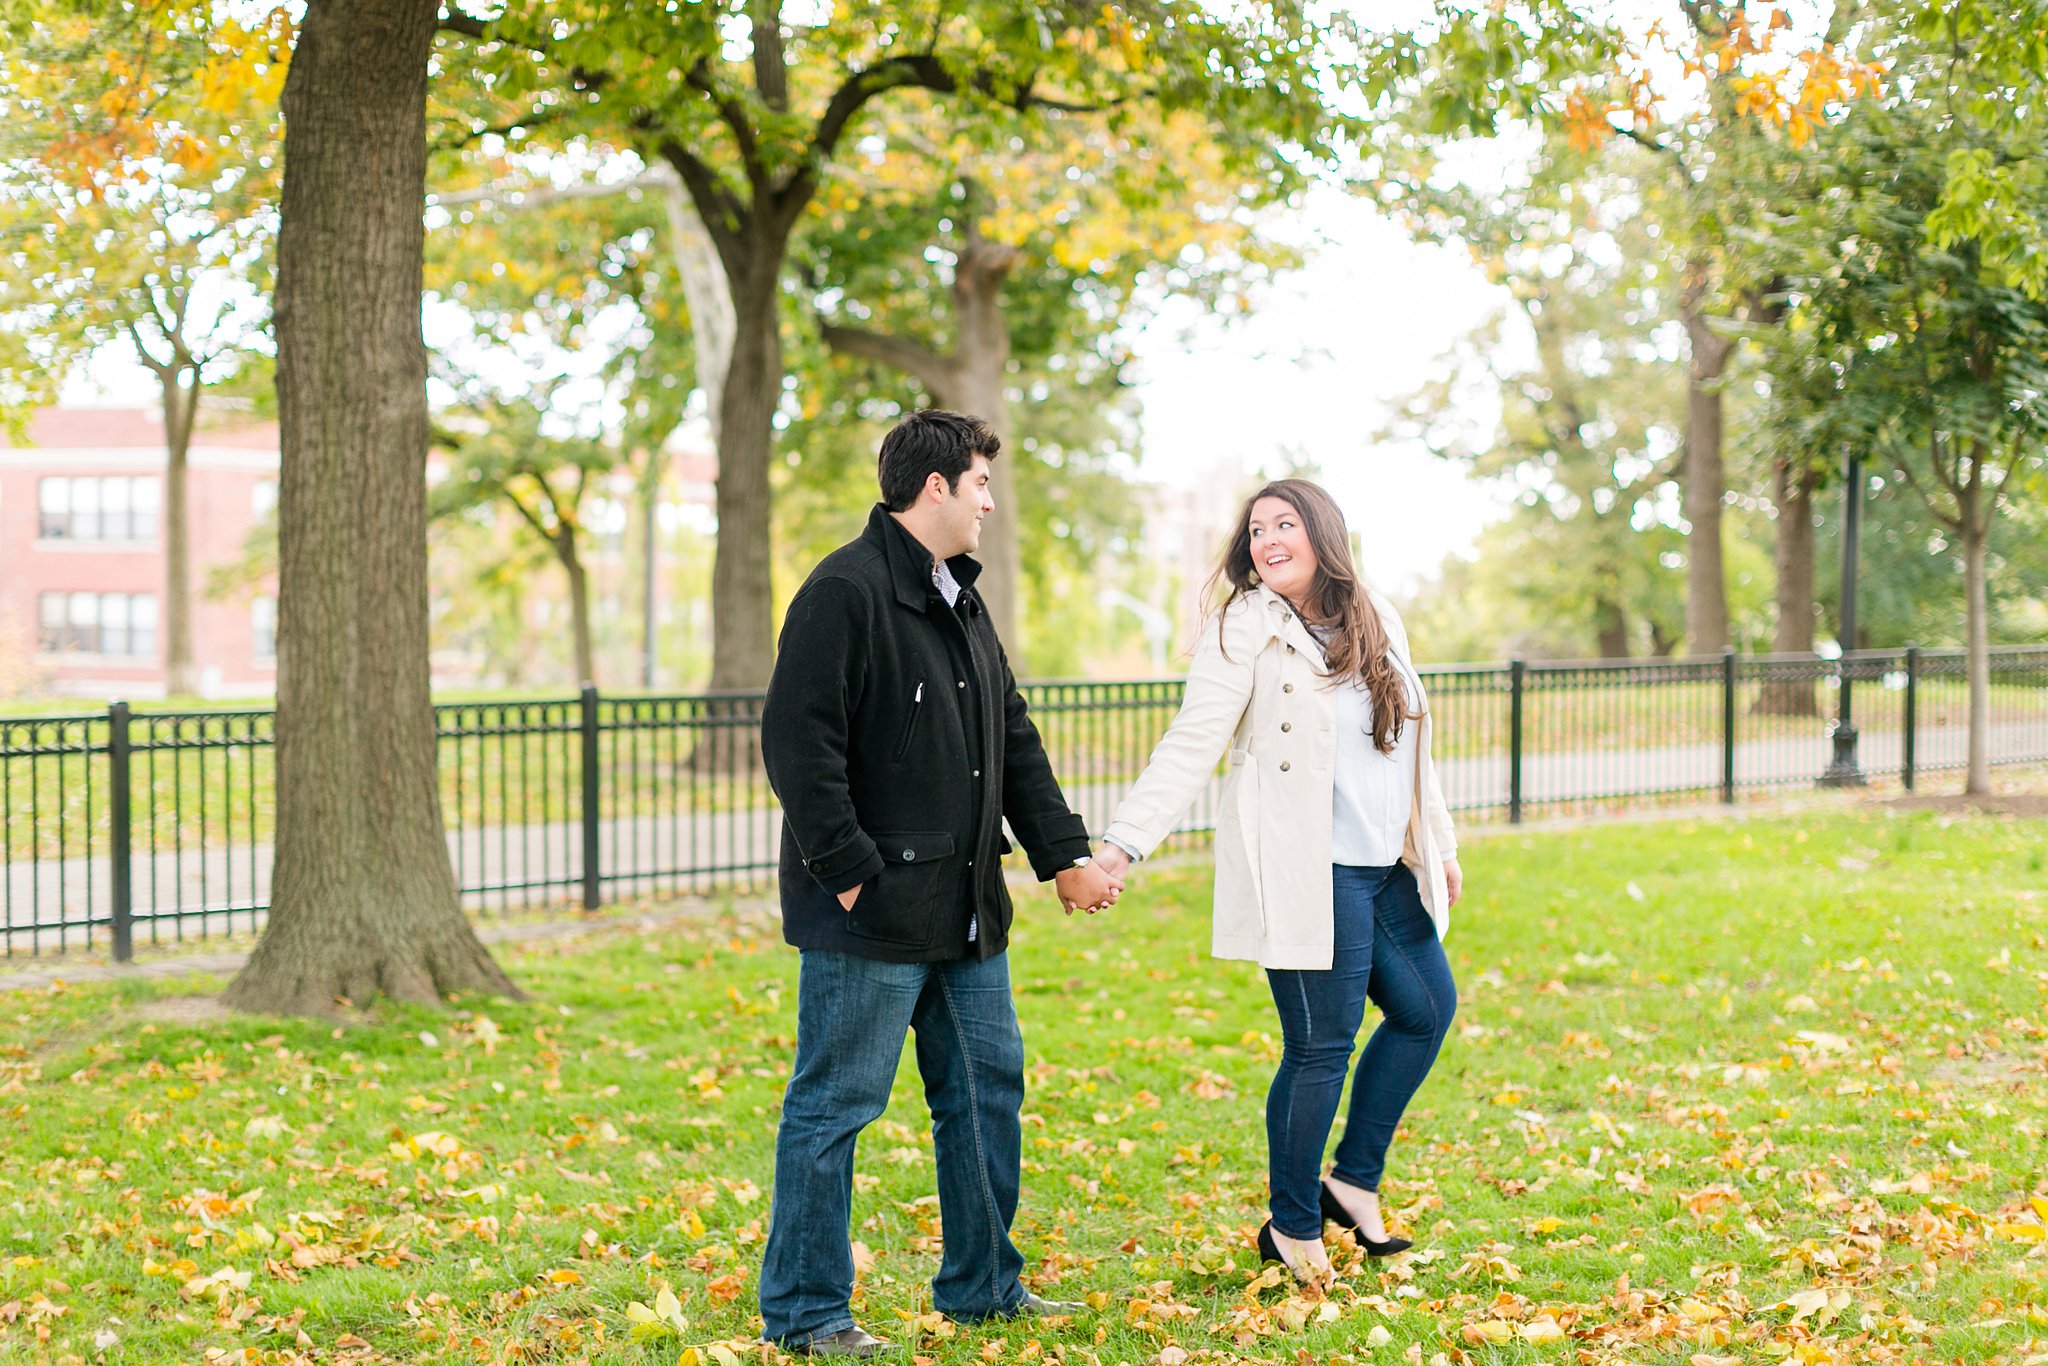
xmin=0 ymin=406 xmax=279 ymax=699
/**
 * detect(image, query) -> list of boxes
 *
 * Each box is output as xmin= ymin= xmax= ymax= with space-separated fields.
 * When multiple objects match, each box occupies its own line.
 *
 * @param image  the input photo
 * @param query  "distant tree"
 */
xmin=0 ymin=6 xmax=284 ymax=693
xmin=1369 ymin=0 xmax=1880 ymax=654
xmin=805 ymin=97 xmax=1297 ymax=646
xmin=1383 ymin=136 xmax=1692 ymax=660
xmin=431 ymin=398 xmax=619 ymax=687
xmin=1765 ymin=12 xmax=2048 ymax=793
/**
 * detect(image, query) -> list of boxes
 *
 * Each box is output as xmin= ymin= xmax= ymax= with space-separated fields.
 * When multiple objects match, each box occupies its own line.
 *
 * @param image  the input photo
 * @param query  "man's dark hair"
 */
xmin=877 ymin=410 xmax=1001 ymax=512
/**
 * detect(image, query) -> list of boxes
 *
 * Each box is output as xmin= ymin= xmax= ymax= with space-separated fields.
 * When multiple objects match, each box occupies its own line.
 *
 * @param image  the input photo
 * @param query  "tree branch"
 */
xmin=501 ymin=478 xmax=557 ymax=543
xmin=684 ymin=59 xmax=761 ymax=175
xmin=657 ymin=138 xmax=750 ymax=279
xmin=819 ymin=321 xmax=959 ymax=393
xmin=438 ymin=9 xmax=610 ymax=93
xmin=431 ymin=169 xmax=672 ymax=209
xmin=809 ymin=55 xmax=1115 ymax=180
xmin=126 ymin=319 xmax=175 ymax=380
xmin=436 ymin=101 xmax=581 ymax=153
xmin=1893 ymin=430 xmax=1962 ymax=530
xmin=1614 ymin=124 xmax=1676 ymax=159
xmin=752 ymin=2 xmax=789 ymax=112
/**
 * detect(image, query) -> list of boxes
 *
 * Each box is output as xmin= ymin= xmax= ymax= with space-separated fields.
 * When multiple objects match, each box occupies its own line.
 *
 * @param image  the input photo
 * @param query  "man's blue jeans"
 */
xmin=758 ymin=949 xmax=1028 ymax=1348
xmin=1263 ymin=862 xmax=1458 ymax=1240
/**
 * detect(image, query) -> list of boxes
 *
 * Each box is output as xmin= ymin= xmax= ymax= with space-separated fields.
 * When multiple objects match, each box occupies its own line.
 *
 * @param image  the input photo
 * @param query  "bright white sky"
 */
xmin=1124 ymin=184 xmax=1513 ymax=594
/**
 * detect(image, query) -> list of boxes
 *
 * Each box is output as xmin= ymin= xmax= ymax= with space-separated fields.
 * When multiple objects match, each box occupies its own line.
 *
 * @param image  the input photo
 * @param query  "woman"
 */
xmin=1094 ymin=479 xmax=1462 ymax=1282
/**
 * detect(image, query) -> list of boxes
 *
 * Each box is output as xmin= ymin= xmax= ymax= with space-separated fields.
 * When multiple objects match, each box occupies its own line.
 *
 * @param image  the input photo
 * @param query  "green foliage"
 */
xmin=0 ymin=4 xmax=284 ymax=420
xmin=1384 ymin=132 xmax=1705 ymax=659
xmin=1816 ymin=479 xmax=2048 ymax=648
xmin=1903 ymin=0 xmax=2048 ymax=298
xmin=1752 ymin=21 xmax=2048 ymax=538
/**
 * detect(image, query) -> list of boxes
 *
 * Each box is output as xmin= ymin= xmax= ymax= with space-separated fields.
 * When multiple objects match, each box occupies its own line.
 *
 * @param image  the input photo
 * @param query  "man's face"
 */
xmin=935 ymin=454 xmax=994 ymax=557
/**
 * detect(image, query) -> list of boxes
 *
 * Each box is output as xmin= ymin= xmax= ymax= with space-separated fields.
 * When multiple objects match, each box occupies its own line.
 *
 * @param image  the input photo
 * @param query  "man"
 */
xmin=757 ymin=410 xmax=1123 ymax=1357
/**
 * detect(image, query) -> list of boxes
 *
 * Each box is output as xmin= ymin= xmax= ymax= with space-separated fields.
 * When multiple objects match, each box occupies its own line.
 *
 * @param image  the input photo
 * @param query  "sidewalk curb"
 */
xmin=0 ymin=895 xmax=780 ymax=997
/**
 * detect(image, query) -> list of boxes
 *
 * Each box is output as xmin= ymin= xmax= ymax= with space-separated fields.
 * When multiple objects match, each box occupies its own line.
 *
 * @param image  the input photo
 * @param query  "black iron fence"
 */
xmin=6 ymin=645 xmax=2046 ymax=960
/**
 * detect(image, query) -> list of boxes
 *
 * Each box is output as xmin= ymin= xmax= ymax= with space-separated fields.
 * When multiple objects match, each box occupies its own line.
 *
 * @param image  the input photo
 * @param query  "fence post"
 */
xmin=580 ymin=683 xmax=602 ymax=910
xmin=1902 ymin=645 xmax=1919 ymax=791
xmin=1722 ymin=650 xmax=1737 ymax=805
xmin=108 ymin=701 xmax=133 ymax=963
xmin=1508 ymin=659 xmax=1525 ymax=825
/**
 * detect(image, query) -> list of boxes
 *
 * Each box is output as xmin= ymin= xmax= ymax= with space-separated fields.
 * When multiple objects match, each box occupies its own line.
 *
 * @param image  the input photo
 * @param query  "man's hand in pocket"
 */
xmin=837 ymin=883 xmax=862 ymax=911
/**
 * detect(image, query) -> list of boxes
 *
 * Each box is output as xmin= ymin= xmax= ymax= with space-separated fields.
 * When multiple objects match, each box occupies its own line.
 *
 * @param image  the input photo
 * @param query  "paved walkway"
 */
xmin=9 ymin=717 xmax=2041 ymax=955
xmin=0 ymin=785 xmax=1964 ymax=997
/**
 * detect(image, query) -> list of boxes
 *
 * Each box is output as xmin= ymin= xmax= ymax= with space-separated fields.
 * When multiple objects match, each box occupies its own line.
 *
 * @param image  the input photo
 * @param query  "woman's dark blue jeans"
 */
xmin=1263 ymin=862 xmax=1457 ymax=1240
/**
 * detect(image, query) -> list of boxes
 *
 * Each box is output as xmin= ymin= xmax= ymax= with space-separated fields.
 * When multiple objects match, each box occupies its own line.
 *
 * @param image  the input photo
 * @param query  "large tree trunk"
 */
xmin=225 ymin=0 xmax=519 ymax=1016
xmin=1680 ymin=278 xmax=1733 ymax=655
xmin=816 ymin=203 xmax=1024 ymax=645
xmin=561 ymin=533 xmax=595 ymax=686
xmin=1960 ymin=471 xmax=1991 ymax=796
xmin=1755 ymin=453 xmax=1820 ymax=716
xmin=938 ymin=224 xmax=1022 ymax=647
xmin=1593 ymin=595 xmax=1629 ymax=660
xmin=160 ymin=373 xmax=199 ymax=697
xmin=707 ymin=240 xmax=784 ymax=692
xmin=663 ymin=181 xmax=735 ymax=445
xmin=644 ymin=182 xmax=737 ymax=689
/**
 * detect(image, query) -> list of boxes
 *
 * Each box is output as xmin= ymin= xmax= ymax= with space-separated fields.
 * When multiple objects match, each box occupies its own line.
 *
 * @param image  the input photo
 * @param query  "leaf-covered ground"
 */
xmin=2 ymin=808 xmax=2045 ymax=1365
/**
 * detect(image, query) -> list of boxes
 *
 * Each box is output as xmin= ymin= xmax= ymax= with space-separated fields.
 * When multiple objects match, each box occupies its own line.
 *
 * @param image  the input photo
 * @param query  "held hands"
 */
xmin=1055 ymin=860 xmax=1123 ymax=915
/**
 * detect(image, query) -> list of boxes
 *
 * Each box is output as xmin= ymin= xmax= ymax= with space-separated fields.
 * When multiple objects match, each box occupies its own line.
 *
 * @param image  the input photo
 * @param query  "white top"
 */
xmin=1100 ymin=585 xmax=1458 ymax=966
xmin=1319 ymin=632 xmax=1421 ymax=868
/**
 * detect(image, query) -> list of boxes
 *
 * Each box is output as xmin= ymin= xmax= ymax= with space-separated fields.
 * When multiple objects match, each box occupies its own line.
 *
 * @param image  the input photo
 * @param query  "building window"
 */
xmin=35 ymin=592 xmax=157 ymax=657
xmin=37 ymin=476 xmax=160 ymax=541
xmin=251 ymin=595 xmax=277 ymax=660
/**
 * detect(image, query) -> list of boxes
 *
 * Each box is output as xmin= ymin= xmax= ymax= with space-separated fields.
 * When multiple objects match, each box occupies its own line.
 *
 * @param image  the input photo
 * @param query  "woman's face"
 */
xmin=1247 ymin=496 xmax=1319 ymax=606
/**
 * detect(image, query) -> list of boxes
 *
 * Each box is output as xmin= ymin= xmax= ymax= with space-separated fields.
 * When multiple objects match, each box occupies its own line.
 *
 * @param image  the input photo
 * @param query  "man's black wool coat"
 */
xmin=761 ymin=505 xmax=1092 ymax=962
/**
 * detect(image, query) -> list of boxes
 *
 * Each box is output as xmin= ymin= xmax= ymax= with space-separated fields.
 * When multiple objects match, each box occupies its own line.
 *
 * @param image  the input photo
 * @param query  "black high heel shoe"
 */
xmin=1255 ymin=1221 xmax=1324 ymax=1283
xmin=1319 ymin=1182 xmax=1413 ymax=1257
xmin=1256 ymin=1220 xmax=1285 ymax=1265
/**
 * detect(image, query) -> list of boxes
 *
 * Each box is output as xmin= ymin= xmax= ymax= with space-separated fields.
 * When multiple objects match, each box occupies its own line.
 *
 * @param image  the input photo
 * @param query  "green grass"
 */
xmin=3 ymin=809 xmax=2047 ymax=1364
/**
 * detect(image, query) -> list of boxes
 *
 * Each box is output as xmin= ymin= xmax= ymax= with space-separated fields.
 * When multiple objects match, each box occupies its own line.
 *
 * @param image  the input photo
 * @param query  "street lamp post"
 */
xmin=1820 ymin=446 xmax=1867 ymax=787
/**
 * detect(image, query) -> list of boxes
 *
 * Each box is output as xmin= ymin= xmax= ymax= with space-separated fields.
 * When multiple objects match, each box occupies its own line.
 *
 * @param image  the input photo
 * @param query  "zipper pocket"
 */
xmin=894 ymin=680 xmax=926 ymax=760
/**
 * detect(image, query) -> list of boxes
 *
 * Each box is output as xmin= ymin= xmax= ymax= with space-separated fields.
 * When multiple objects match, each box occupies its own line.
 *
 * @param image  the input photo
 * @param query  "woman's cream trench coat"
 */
xmin=1102 ymin=584 xmax=1458 ymax=971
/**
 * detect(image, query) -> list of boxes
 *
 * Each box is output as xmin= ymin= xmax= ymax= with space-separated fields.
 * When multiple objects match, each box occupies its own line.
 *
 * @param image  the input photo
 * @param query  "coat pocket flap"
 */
xmin=1227 ymin=747 xmax=1250 ymax=767
xmin=874 ymin=831 xmax=956 ymax=864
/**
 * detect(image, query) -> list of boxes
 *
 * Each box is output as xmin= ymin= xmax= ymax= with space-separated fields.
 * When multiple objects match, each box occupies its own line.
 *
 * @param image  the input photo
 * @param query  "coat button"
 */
xmin=1280 ymin=722 xmax=1292 ymax=733
xmin=1286 ymin=644 xmax=1296 ymax=654
xmin=1279 ymin=761 xmax=1291 ymax=772
xmin=1282 ymin=683 xmax=1293 ymax=694
xmin=973 ymin=769 xmax=981 ymax=778
xmin=902 ymin=848 xmax=916 ymax=861
xmin=957 ymin=680 xmax=966 ymax=689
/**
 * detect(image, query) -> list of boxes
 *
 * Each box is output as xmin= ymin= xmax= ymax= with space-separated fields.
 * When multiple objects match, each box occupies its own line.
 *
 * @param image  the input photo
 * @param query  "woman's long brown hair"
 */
xmin=1208 ymin=478 xmax=1419 ymax=754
